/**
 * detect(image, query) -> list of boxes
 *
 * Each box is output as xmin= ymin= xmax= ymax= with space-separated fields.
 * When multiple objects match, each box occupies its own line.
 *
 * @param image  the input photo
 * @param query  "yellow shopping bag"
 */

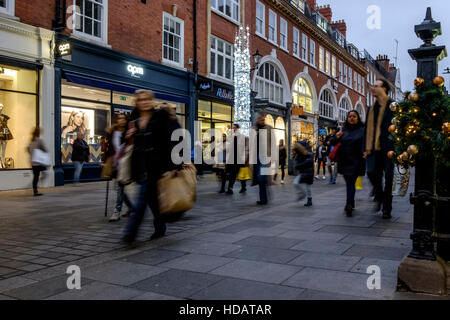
xmin=237 ymin=167 xmax=251 ymax=181
xmin=355 ymin=176 xmax=363 ymax=190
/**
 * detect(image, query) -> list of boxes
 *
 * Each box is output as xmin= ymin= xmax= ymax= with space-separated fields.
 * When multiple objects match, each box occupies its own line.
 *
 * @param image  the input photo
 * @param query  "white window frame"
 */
xmin=331 ymin=55 xmax=336 ymax=78
xmin=268 ymin=9 xmax=277 ymax=45
xmin=354 ymin=71 xmax=357 ymax=90
xmin=309 ymin=40 xmax=316 ymax=67
xmin=210 ymin=36 xmax=234 ymax=82
xmin=319 ymin=89 xmax=334 ymax=120
xmin=301 ymin=33 xmax=308 ymax=62
xmin=325 ymin=51 xmax=330 ymax=75
xmin=279 ymin=17 xmax=288 ymax=51
xmin=255 ymin=63 xmax=284 ymax=105
xmin=319 ymin=46 xmax=324 ymax=71
xmin=339 ymin=98 xmax=350 ymax=123
xmin=211 ymin=0 xmax=240 ymax=24
xmin=0 ymin=0 xmax=14 ymax=16
xmin=348 ymin=67 xmax=352 ymax=87
xmin=162 ymin=12 xmax=185 ymax=68
xmin=72 ymin=0 xmax=108 ymax=44
xmin=343 ymin=65 xmax=348 ymax=84
xmin=339 ymin=60 xmax=343 ymax=82
xmin=255 ymin=1 xmax=265 ymax=38
xmin=293 ymin=27 xmax=300 ymax=58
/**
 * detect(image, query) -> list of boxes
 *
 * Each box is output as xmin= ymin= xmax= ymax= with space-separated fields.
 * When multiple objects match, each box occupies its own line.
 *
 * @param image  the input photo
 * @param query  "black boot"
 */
xmin=304 ymin=198 xmax=312 ymax=207
xmin=345 ymin=205 xmax=353 ymax=217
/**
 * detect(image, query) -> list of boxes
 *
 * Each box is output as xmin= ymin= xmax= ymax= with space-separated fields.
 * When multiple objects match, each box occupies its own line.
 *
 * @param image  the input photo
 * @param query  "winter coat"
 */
xmin=294 ymin=142 xmax=314 ymax=185
xmin=332 ymin=125 xmax=366 ymax=177
xmin=279 ymin=146 xmax=287 ymax=165
xmin=71 ymin=138 xmax=90 ymax=162
xmin=28 ymin=138 xmax=47 ymax=166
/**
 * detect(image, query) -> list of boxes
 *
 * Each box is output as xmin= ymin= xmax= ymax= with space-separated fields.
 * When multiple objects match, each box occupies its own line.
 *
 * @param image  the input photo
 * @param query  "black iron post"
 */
xmin=407 ymin=8 xmax=447 ymax=260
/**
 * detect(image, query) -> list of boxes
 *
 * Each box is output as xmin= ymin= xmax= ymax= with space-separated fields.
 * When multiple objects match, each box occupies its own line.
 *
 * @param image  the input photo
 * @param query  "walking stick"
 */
xmin=104 ymin=178 xmax=110 ymax=217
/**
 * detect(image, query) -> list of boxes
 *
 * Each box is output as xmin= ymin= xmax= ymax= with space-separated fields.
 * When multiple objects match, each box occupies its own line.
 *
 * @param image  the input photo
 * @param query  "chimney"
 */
xmin=306 ymin=0 xmax=317 ymax=11
xmin=331 ymin=19 xmax=347 ymax=37
xmin=376 ymin=54 xmax=390 ymax=73
xmin=318 ymin=5 xmax=332 ymax=23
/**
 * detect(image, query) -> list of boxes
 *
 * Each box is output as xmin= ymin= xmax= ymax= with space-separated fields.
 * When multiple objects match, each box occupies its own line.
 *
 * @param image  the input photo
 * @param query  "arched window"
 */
xmin=255 ymin=63 xmax=284 ymax=105
xmin=292 ymin=78 xmax=313 ymax=113
xmin=275 ymin=117 xmax=285 ymax=130
xmin=355 ymin=103 xmax=365 ymax=121
xmin=319 ymin=89 xmax=334 ymax=119
xmin=339 ymin=98 xmax=351 ymax=122
xmin=265 ymin=114 xmax=274 ymax=127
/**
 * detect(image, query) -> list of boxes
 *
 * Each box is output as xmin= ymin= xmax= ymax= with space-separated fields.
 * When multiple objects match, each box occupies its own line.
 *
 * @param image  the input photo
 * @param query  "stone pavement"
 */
xmin=0 ymin=172 xmax=447 ymax=300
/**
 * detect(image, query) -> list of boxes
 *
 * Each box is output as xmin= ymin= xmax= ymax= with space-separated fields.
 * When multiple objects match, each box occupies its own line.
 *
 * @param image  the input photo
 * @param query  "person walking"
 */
xmin=107 ymin=114 xmax=133 ymax=222
xmin=28 ymin=127 xmax=48 ymax=196
xmin=315 ymin=140 xmax=327 ymax=180
xmin=122 ymin=90 xmax=181 ymax=243
xmin=71 ymin=132 xmax=90 ymax=185
xmin=251 ymin=112 xmax=273 ymax=205
xmin=274 ymin=139 xmax=287 ymax=184
xmin=224 ymin=124 xmax=247 ymax=195
xmin=215 ymin=133 xmax=228 ymax=193
xmin=331 ymin=110 xmax=366 ymax=217
xmin=325 ymin=127 xmax=338 ymax=184
xmin=293 ymin=140 xmax=314 ymax=207
xmin=364 ymin=79 xmax=395 ymax=219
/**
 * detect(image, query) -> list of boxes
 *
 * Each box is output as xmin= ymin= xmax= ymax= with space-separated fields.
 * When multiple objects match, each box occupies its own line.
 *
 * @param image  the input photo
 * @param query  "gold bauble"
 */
xmin=389 ymin=102 xmax=399 ymax=112
xmin=401 ymin=152 xmax=409 ymax=160
xmin=407 ymin=145 xmax=419 ymax=155
xmin=433 ymin=76 xmax=445 ymax=87
xmin=414 ymin=77 xmax=425 ymax=87
xmin=388 ymin=124 xmax=396 ymax=133
xmin=391 ymin=117 xmax=398 ymax=124
xmin=387 ymin=151 xmax=395 ymax=159
xmin=442 ymin=122 xmax=450 ymax=134
xmin=397 ymin=156 xmax=404 ymax=164
xmin=408 ymin=92 xmax=419 ymax=102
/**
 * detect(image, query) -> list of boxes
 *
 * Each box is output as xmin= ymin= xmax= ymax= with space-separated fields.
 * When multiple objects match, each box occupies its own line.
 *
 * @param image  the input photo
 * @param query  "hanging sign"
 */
xmin=56 ymin=42 xmax=72 ymax=57
xmin=291 ymin=106 xmax=304 ymax=116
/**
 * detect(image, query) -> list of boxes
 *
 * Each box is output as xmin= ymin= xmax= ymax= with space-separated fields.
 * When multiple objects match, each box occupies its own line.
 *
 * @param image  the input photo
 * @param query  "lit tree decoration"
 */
xmin=234 ymin=26 xmax=251 ymax=136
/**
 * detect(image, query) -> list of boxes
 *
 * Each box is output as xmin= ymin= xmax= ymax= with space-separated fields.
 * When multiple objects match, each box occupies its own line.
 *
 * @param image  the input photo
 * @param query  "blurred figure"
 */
xmin=331 ymin=110 xmax=366 ymax=217
xmin=293 ymin=140 xmax=314 ymax=207
xmin=215 ymin=133 xmax=228 ymax=193
xmin=325 ymin=127 xmax=338 ymax=184
xmin=28 ymin=127 xmax=48 ymax=196
xmin=72 ymin=132 xmax=90 ymax=185
xmin=192 ymin=141 xmax=204 ymax=176
xmin=314 ymin=140 xmax=327 ymax=180
xmin=224 ymin=124 xmax=244 ymax=195
xmin=274 ymin=139 xmax=287 ymax=184
xmin=122 ymin=90 xmax=181 ymax=243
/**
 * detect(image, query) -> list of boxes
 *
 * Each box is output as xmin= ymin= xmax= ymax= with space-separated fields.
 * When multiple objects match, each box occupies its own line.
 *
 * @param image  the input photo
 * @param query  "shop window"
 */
xmin=319 ymin=89 xmax=334 ymax=119
xmin=212 ymin=103 xmax=232 ymax=122
xmin=275 ymin=117 xmax=285 ymax=130
xmin=113 ymin=92 xmax=134 ymax=107
xmin=72 ymin=0 xmax=108 ymax=43
xmin=211 ymin=0 xmax=240 ymax=23
xmin=163 ymin=12 xmax=184 ymax=68
xmin=62 ymin=81 xmax=110 ymax=103
xmin=0 ymin=64 xmax=38 ymax=170
xmin=255 ymin=62 xmax=284 ymax=105
xmin=338 ymin=98 xmax=350 ymax=123
xmin=292 ymin=77 xmax=313 ymax=114
xmin=210 ymin=36 xmax=234 ymax=81
xmin=0 ymin=0 xmax=15 ymax=16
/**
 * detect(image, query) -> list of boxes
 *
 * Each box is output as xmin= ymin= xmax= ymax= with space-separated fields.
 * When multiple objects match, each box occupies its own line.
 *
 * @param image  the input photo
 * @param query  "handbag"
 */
xmin=158 ymin=168 xmax=196 ymax=215
xmin=31 ymin=149 xmax=51 ymax=167
xmin=116 ymin=144 xmax=133 ymax=185
xmin=392 ymin=165 xmax=410 ymax=197
xmin=237 ymin=166 xmax=251 ymax=181
xmin=355 ymin=176 xmax=363 ymax=190
xmin=328 ymin=143 xmax=341 ymax=163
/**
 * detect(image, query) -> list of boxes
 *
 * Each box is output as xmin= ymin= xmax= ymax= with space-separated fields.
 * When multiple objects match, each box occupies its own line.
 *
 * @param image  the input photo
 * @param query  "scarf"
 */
xmin=365 ymin=100 xmax=387 ymax=154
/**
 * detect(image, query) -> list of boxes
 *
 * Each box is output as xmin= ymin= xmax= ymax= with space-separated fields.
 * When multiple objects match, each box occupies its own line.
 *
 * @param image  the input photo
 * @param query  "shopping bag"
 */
xmin=158 ymin=169 xmax=196 ymax=215
xmin=31 ymin=149 xmax=51 ymax=167
xmin=116 ymin=144 xmax=133 ymax=185
xmin=178 ymin=163 xmax=197 ymax=202
xmin=328 ymin=143 xmax=341 ymax=163
xmin=392 ymin=165 xmax=410 ymax=197
xmin=237 ymin=166 xmax=251 ymax=181
xmin=355 ymin=176 xmax=363 ymax=190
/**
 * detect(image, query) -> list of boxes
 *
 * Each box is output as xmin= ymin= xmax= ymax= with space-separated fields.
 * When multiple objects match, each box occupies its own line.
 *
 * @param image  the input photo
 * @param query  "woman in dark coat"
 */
xmin=293 ymin=140 xmax=314 ymax=207
xmin=332 ymin=110 xmax=366 ymax=217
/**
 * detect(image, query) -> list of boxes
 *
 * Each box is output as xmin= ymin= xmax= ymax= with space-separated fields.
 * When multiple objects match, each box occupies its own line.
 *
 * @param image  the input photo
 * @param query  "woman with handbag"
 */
xmin=122 ymin=90 xmax=181 ymax=243
xmin=28 ymin=127 xmax=48 ymax=197
xmin=331 ymin=110 xmax=366 ymax=217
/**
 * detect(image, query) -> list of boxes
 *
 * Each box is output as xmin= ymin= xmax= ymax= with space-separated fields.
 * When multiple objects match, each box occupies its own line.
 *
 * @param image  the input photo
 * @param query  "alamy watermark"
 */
xmin=366 ymin=265 xmax=381 ymax=290
xmin=367 ymin=5 xmax=381 ymax=30
xmin=66 ymin=265 xmax=81 ymax=290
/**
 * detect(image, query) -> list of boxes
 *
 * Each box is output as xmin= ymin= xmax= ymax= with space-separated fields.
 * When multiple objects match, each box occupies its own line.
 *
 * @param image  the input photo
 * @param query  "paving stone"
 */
xmin=16 ymin=264 xmax=48 ymax=272
xmin=37 ymin=252 xmax=66 ymax=259
xmin=0 ymin=276 xmax=37 ymax=293
xmin=192 ymin=232 xmax=251 ymax=244
xmin=225 ymin=246 xmax=303 ymax=264
xmin=350 ymin=258 xmax=402 ymax=278
xmin=0 ymin=294 xmax=16 ymax=300
xmin=82 ymin=261 xmax=168 ymax=286
xmin=190 ymin=278 xmax=305 ymax=300
xmin=314 ymin=217 xmax=377 ymax=228
xmin=288 ymin=252 xmax=362 ymax=272
xmin=3 ymin=275 xmax=94 ymax=300
xmin=0 ymin=260 xmax=29 ymax=269
xmin=158 ymin=254 xmax=234 ymax=273
xmin=132 ymin=269 xmax=224 ymax=298
xmin=290 ymin=240 xmax=353 ymax=254
xmin=30 ymin=258 xmax=60 ymax=266
xmin=340 ymin=234 xmax=410 ymax=249
xmin=233 ymin=236 xmax=301 ymax=250
xmin=316 ymin=225 xmax=385 ymax=236
xmin=0 ymin=267 xmax=18 ymax=277
xmin=279 ymin=231 xmax=347 ymax=242
xmin=161 ymin=240 xmax=241 ymax=256
xmin=121 ymin=249 xmax=187 ymax=266
xmin=131 ymin=292 xmax=184 ymax=300
xmin=4 ymin=247 xmax=33 ymax=254
xmin=273 ymin=223 xmax=327 ymax=232
xmin=31 ymin=245 xmax=56 ymax=251
xmin=283 ymin=267 xmax=397 ymax=299
xmin=297 ymin=289 xmax=368 ymax=300
xmin=344 ymin=245 xmax=411 ymax=261
xmin=57 ymin=255 xmax=83 ymax=262
xmin=46 ymin=282 xmax=143 ymax=300
xmin=213 ymin=220 xmax=282 ymax=234
xmin=210 ymin=259 xmax=301 ymax=284
xmin=0 ymin=251 xmax=21 ymax=259
xmin=380 ymin=229 xmax=412 ymax=239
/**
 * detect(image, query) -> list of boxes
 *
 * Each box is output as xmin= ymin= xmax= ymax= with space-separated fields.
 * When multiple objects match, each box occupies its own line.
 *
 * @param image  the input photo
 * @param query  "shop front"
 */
xmin=54 ymin=35 xmax=194 ymax=185
xmin=0 ymin=17 xmax=54 ymax=191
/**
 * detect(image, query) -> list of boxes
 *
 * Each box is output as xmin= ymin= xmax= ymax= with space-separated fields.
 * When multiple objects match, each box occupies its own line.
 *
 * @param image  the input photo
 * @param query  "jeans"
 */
xmin=73 ymin=161 xmax=84 ymax=183
xmin=294 ymin=175 xmax=312 ymax=199
xmin=115 ymin=181 xmax=133 ymax=212
xmin=367 ymin=151 xmax=394 ymax=214
xmin=344 ymin=174 xmax=358 ymax=207
xmin=327 ymin=158 xmax=338 ymax=181
xmin=317 ymin=159 xmax=326 ymax=175
xmin=125 ymin=178 xmax=166 ymax=241
xmin=257 ymin=163 xmax=268 ymax=202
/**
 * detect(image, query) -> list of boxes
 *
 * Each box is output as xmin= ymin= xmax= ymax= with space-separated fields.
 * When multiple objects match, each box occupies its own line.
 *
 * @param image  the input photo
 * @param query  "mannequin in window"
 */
xmin=62 ymin=110 xmax=86 ymax=139
xmin=0 ymin=103 xmax=13 ymax=168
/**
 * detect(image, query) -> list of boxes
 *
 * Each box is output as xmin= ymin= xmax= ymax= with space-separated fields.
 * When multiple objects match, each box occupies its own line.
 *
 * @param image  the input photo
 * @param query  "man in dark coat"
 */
xmin=71 ymin=132 xmax=90 ymax=184
xmin=363 ymin=79 xmax=395 ymax=219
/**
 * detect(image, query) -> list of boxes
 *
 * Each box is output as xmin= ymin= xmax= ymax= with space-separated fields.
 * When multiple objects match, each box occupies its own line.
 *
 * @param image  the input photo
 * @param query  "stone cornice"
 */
xmin=0 ymin=17 xmax=54 ymax=42
xmin=267 ymin=0 xmax=367 ymax=75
